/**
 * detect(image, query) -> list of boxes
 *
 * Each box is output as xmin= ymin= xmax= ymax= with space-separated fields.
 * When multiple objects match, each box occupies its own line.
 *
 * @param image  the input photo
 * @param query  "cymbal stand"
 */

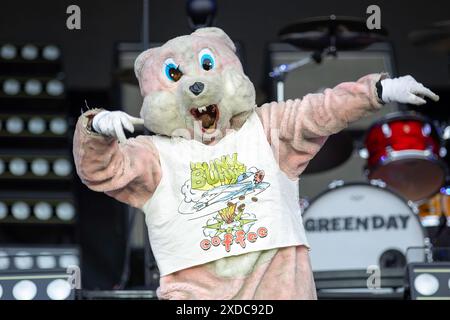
xmin=269 ymin=46 xmax=336 ymax=102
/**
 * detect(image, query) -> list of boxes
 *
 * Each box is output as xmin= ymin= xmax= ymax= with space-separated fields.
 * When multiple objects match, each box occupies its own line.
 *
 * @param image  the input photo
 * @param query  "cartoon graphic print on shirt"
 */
xmin=177 ymin=152 xmax=270 ymax=252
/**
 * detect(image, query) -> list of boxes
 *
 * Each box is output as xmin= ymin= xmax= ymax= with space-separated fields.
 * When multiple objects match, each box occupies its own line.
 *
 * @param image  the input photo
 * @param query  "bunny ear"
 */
xmin=192 ymin=27 xmax=236 ymax=52
xmin=134 ymin=47 xmax=159 ymax=80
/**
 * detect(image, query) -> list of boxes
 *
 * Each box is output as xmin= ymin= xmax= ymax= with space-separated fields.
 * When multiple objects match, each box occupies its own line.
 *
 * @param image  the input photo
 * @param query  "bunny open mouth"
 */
xmin=190 ymin=104 xmax=219 ymax=132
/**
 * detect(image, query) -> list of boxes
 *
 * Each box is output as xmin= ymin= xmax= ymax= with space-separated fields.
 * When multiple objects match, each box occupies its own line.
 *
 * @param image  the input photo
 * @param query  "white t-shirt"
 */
xmin=143 ymin=111 xmax=309 ymax=276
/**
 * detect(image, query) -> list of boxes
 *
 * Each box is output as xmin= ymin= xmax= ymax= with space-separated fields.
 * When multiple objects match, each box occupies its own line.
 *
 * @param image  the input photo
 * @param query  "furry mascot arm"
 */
xmin=73 ymin=109 xmax=161 ymax=208
xmin=257 ymin=74 xmax=439 ymax=178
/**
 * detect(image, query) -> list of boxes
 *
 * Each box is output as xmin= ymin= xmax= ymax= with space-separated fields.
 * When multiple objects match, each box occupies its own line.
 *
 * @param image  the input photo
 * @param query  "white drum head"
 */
xmin=303 ymin=183 xmax=425 ymax=272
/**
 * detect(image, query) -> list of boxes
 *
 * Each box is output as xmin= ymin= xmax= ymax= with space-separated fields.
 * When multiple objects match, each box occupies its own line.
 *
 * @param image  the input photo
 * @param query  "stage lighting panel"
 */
xmin=14 ymin=251 xmax=34 ymax=270
xmin=27 ymin=117 xmax=46 ymax=134
xmin=2 ymin=201 xmax=75 ymax=223
xmin=33 ymin=202 xmax=53 ymax=220
xmin=45 ymin=79 xmax=64 ymax=96
xmin=2 ymin=78 xmax=20 ymax=95
xmin=49 ymin=117 xmax=68 ymax=135
xmin=21 ymin=44 xmax=39 ymax=61
xmin=0 ymin=114 xmax=68 ymax=137
xmin=55 ymin=202 xmax=76 ymax=221
xmin=11 ymin=202 xmax=31 ymax=220
xmin=0 ymin=275 xmax=75 ymax=300
xmin=36 ymin=252 xmax=57 ymax=269
xmin=0 ymin=41 xmax=80 ymax=293
xmin=0 ymin=44 xmax=17 ymax=60
xmin=30 ymin=158 xmax=50 ymax=176
xmin=0 ymin=251 xmax=10 ymax=270
xmin=0 ymin=152 xmax=73 ymax=180
xmin=24 ymin=79 xmax=43 ymax=96
xmin=408 ymin=263 xmax=450 ymax=300
xmin=41 ymin=45 xmax=61 ymax=61
xmin=58 ymin=254 xmax=79 ymax=269
xmin=0 ymin=76 xmax=65 ymax=99
xmin=0 ymin=192 xmax=76 ymax=224
xmin=8 ymin=157 xmax=27 ymax=176
xmin=0 ymin=247 xmax=80 ymax=273
xmin=0 ymin=202 xmax=7 ymax=219
xmin=5 ymin=116 xmax=24 ymax=134
xmin=52 ymin=158 xmax=72 ymax=177
xmin=0 ymin=43 xmax=61 ymax=63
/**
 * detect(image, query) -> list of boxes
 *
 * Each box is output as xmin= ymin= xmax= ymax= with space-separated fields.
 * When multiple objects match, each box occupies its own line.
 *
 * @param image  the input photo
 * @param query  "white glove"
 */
xmin=92 ymin=110 xmax=144 ymax=143
xmin=381 ymin=75 xmax=439 ymax=105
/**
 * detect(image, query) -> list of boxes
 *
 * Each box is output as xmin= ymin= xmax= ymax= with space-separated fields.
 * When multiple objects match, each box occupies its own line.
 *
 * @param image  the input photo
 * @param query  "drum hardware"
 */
xmin=269 ymin=46 xmax=333 ymax=102
xmin=298 ymin=197 xmax=310 ymax=214
xmin=424 ymin=237 xmax=434 ymax=263
xmin=385 ymin=145 xmax=393 ymax=156
xmin=358 ymin=147 xmax=369 ymax=159
xmin=408 ymin=201 xmax=419 ymax=215
xmin=443 ymin=126 xmax=450 ymax=140
xmin=369 ymin=179 xmax=386 ymax=188
xmin=327 ymin=179 xmax=345 ymax=189
xmin=382 ymin=147 xmax=439 ymax=163
xmin=388 ymin=149 xmax=435 ymax=160
xmin=408 ymin=245 xmax=450 ymax=264
xmin=381 ymin=123 xmax=392 ymax=137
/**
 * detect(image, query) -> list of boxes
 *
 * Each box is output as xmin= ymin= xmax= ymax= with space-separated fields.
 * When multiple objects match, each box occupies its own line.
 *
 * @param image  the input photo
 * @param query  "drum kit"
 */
xmin=271 ymin=15 xmax=450 ymax=293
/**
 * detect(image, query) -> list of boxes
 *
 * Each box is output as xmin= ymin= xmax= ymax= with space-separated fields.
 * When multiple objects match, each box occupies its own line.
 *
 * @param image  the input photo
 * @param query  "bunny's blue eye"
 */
xmin=163 ymin=58 xmax=183 ymax=82
xmin=198 ymin=48 xmax=215 ymax=71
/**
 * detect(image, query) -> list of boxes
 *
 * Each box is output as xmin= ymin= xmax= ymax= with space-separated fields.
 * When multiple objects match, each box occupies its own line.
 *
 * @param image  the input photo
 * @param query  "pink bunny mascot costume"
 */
xmin=73 ymin=27 xmax=438 ymax=300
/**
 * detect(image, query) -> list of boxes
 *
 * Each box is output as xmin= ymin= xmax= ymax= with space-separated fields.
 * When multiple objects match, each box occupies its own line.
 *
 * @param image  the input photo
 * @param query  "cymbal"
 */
xmin=279 ymin=15 xmax=388 ymax=51
xmin=409 ymin=20 xmax=450 ymax=52
xmin=303 ymin=130 xmax=354 ymax=174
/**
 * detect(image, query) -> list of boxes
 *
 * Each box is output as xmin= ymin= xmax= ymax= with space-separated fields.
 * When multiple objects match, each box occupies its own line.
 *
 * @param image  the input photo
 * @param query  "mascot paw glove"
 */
xmin=381 ymin=75 xmax=439 ymax=105
xmin=92 ymin=110 xmax=144 ymax=143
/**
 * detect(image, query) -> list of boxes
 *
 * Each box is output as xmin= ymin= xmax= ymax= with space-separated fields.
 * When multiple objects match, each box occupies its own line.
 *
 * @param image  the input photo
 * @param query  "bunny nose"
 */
xmin=189 ymin=82 xmax=204 ymax=96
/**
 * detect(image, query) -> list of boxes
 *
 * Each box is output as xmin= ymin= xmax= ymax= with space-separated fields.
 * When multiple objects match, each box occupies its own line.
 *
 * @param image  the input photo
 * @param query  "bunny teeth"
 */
xmin=190 ymin=104 xmax=219 ymax=131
